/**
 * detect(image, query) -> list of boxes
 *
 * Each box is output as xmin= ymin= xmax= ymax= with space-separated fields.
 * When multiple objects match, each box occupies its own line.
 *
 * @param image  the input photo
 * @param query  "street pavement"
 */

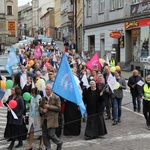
xmin=0 ymin=71 xmax=150 ymax=150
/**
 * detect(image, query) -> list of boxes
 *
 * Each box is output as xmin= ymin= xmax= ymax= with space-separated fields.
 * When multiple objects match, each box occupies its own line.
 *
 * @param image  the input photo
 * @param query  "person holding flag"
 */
xmin=63 ymin=65 xmax=82 ymax=136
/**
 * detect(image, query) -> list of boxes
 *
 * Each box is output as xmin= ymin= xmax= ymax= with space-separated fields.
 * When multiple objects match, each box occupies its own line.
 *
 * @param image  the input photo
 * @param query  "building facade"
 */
xmin=32 ymin=0 xmax=39 ymax=37
xmin=61 ymin=0 xmax=73 ymax=41
xmin=76 ymin=0 xmax=83 ymax=53
xmin=18 ymin=3 xmax=31 ymax=38
xmin=0 ymin=0 xmax=7 ymax=47
xmin=41 ymin=8 xmax=55 ymax=37
xmin=125 ymin=0 xmax=150 ymax=73
xmin=5 ymin=0 xmax=18 ymax=44
xmin=83 ymin=0 xmax=150 ymax=71
xmin=24 ymin=6 xmax=33 ymax=37
xmin=54 ymin=0 xmax=61 ymax=40
xmin=83 ymin=0 xmax=129 ymax=62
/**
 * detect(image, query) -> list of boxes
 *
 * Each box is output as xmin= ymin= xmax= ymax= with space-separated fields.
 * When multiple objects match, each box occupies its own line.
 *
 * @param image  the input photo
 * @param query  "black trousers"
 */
xmin=143 ymin=100 xmax=150 ymax=126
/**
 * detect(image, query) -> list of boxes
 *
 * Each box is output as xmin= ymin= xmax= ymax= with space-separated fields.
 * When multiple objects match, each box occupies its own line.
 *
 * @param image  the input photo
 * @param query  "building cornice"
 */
xmin=84 ymin=13 xmax=150 ymax=30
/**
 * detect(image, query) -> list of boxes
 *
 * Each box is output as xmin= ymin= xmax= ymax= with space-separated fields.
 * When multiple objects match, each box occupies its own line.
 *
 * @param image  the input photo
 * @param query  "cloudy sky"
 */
xmin=18 ymin=0 xmax=32 ymax=6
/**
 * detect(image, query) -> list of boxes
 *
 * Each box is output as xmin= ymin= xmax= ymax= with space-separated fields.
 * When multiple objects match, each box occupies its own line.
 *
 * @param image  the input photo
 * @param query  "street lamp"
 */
xmin=24 ymin=23 xmax=27 ymax=39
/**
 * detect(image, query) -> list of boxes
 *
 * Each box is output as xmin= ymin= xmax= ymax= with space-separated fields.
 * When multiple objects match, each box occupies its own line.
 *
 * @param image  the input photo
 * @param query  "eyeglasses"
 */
xmin=46 ymin=89 xmax=51 ymax=90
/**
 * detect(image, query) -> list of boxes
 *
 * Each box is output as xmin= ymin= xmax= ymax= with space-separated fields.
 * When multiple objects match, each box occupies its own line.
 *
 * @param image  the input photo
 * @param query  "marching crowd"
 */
xmin=1 ymin=39 xmax=150 ymax=150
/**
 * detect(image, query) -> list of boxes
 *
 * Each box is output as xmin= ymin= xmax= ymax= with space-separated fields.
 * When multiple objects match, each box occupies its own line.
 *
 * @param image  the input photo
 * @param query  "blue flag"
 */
xmin=0 ymin=88 xmax=5 ymax=100
xmin=52 ymin=54 xmax=86 ymax=117
xmin=5 ymin=46 xmax=19 ymax=76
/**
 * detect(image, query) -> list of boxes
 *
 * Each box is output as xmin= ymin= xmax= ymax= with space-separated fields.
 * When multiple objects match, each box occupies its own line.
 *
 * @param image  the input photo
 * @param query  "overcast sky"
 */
xmin=18 ymin=0 xmax=32 ymax=6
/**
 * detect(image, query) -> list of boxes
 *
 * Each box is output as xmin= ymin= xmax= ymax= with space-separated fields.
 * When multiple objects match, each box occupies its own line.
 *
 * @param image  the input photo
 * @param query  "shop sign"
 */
xmin=119 ymin=36 xmax=124 ymax=48
xmin=131 ymin=1 xmax=150 ymax=16
xmin=125 ymin=21 xmax=139 ymax=29
xmin=109 ymin=31 xmax=122 ymax=38
xmin=8 ymin=22 xmax=15 ymax=36
xmin=125 ymin=18 xmax=150 ymax=30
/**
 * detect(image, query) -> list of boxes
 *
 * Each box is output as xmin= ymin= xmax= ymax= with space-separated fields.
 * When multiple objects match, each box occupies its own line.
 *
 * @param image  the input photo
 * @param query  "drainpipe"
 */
xmin=75 ymin=0 xmax=78 ymax=52
xmin=82 ymin=0 xmax=85 ymax=53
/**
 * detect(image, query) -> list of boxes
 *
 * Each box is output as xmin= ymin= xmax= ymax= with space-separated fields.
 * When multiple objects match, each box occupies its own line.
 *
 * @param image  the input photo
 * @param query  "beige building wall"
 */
xmin=76 ymin=0 xmax=83 ymax=52
xmin=5 ymin=0 xmax=18 ymax=43
xmin=54 ymin=0 xmax=61 ymax=28
xmin=77 ymin=0 xmax=82 ymax=28
xmin=54 ymin=0 xmax=61 ymax=40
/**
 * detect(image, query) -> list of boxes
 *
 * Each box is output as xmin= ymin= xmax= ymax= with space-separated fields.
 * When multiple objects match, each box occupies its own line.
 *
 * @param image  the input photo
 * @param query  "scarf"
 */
xmin=31 ymin=95 xmax=40 ymax=118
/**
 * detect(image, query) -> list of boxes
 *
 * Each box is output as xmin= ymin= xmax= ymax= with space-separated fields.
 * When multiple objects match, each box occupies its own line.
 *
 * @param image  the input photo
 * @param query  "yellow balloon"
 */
xmin=115 ymin=82 xmax=120 ymax=90
xmin=99 ymin=58 xmax=103 ymax=63
xmin=110 ymin=67 xmax=116 ymax=72
xmin=36 ymin=79 xmax=45 ymax=91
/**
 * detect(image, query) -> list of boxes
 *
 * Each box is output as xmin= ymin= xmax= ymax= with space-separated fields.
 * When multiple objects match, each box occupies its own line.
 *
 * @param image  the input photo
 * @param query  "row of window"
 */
xmin=87 ymin=0 xmax=143 ymax=16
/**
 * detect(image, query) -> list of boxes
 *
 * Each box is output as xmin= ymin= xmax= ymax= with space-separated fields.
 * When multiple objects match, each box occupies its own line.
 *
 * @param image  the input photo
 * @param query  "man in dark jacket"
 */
xmin=14 ymin=65 xmax=30 ymax=89
xmin=128 ymin=69 xmax=143 ymax=112
xmin=103 ymin=66 xmax=114 ymax=120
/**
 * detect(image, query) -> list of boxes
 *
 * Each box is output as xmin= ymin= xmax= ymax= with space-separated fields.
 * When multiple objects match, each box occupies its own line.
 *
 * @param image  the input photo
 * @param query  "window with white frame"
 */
xmin=118 ymin=0 xmax=123 ymax=8
xmin=110 ymin=0 xmax=123 ymax=10
xmin=7 ymin=6 xmax=12 ymax=15
xmin=99 ymin=0 xmax=105 ymax=13
xmin=132 ymin=0 xmax=140 ymax=4
xmin=87 ymin=0 xmax=92 ymax=17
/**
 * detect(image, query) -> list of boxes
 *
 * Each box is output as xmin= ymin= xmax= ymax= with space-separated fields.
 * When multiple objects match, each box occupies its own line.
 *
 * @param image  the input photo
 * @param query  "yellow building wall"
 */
xmin=54 ymin=0 xmax=61 ymax=28
xmin=77 ymin=0 xmax=82 ymax=28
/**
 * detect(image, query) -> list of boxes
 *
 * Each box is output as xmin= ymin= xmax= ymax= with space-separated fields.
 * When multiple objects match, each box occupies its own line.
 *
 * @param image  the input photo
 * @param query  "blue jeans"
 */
xmin=132 ymin=94 xmax=141 ymax=111
xmin=112 ymin=97 xmax=122 ymax=121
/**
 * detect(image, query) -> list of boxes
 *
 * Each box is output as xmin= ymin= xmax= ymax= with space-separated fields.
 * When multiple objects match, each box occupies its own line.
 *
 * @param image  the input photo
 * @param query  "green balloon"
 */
xmin=6 ymin=80 xmax=13 ymax=89
xmin=23 ymin=92 xmax=31 ymax=101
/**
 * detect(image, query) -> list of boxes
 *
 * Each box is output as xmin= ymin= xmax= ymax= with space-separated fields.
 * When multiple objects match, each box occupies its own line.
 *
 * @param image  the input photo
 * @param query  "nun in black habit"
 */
xmin=83 ymin=80 xmax=107 ymax=140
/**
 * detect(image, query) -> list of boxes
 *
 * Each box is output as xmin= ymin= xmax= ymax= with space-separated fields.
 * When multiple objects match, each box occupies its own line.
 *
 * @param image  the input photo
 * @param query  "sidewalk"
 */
xmin=121 ymin=70 xmax=132 ymax=80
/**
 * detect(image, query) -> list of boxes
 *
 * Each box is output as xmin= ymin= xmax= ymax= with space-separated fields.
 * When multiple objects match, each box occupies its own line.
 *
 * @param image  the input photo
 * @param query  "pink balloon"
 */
xmin=9 ymin=100 xmax=17 ymax=109
xmin=45 ymin=62 xmax=50 ymax=67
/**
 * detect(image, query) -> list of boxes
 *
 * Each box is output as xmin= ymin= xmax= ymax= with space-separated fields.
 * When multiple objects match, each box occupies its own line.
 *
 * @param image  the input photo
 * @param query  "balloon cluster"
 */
xmin=0 ymin=80 xmax=13 ymax=90
xmin=110 ymin=65 xmax=121 ymax=72
xmin=0 ymin=79 xmax=31 ymax=109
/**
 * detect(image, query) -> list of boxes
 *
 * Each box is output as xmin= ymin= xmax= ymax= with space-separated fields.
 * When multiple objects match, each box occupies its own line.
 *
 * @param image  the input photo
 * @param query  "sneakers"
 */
xmin=112 ymin=121 xmax=118 ymax=125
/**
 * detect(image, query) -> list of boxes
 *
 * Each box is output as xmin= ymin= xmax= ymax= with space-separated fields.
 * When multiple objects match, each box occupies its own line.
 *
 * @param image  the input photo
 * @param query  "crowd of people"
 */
xmin=1 ymin=39 xmax=150 ymax=150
